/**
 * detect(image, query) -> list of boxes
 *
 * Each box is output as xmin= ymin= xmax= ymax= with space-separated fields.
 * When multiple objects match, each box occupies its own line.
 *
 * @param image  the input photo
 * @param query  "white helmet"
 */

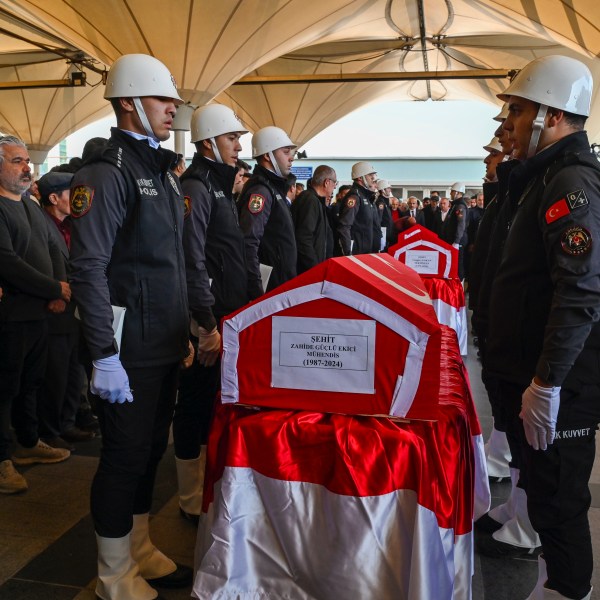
xmin=450 ymin=182 xmax=465 ymax=193
xmin=351 ymin=161 xmax=377 ymax=180
xmin=104 ymin=54 xmax=182 ymax=101
xmin=376 ymin=179 xmax=390 ymax=191
xmin=493 ymin=103 xmax=509 ymax=122
xmin=190 ymin=104 xmax=248 ymax=143
xmin=483 ymin=137 xmax=502 ymax=153
xmin=252 ymin=126 xmax=296 ymax=158
xmin=497 ymin=55 xmax=592 ymax=117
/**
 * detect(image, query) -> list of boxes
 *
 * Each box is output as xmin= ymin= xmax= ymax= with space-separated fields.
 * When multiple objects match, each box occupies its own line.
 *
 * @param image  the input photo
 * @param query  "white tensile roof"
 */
xmin=0 ymin=0 xmax=598 ymax=152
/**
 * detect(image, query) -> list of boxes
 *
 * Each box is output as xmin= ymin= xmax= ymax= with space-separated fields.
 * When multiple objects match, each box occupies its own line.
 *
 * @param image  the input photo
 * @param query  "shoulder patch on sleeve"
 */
xmin=248 ymin=194 xmax=265 ymax=214
xmin=545 ymin=198 xmax=570 ymax=224
xmin=561 ymin=225 xmax=592 ymax=256
xmin=183 ymin=195 xmax=192 ymax=218
xmin=346 ymin=197 xmax=356 ymax=209
xmin=566 ymin=189 xmax=588 ymax=210
xmin=70 ymin=185 xmax=94 ymax=218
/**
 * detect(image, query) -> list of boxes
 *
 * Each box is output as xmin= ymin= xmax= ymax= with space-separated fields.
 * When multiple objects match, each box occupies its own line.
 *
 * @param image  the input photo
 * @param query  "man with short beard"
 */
xmin=0 ymin=135 xmax=72 ymax=496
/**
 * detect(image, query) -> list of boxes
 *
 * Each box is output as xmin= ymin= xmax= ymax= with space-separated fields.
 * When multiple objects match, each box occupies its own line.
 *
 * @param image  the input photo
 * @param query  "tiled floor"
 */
xmin=0 ymin=327 xmax=598 ymax=599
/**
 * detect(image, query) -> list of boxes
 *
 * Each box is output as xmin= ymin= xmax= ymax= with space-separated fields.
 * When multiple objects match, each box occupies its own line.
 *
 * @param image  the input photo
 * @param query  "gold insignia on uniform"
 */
xmin=70 ymin=185 xmax=94 ymax=218
xmin=561 ymin=225 xmax=592 ymax=256
xmin=248 ymin=194 xmax=265 ymax=214
xmin=183 ymin=195 xmax=192 ymax=218
xmin=346 ymin=197 xmax=356 ymax=208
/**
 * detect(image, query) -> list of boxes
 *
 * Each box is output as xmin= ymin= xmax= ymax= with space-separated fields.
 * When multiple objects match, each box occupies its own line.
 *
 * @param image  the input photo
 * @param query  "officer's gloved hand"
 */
xmin=197 ymin=327 xmax=221 ymax=367
xmin=452 ymin=243 xmax=460 ymax=249
xmin=91 ymin=354 xmax=134 ymax=404
xmin=519 ymin=378 xmax=560 ymax=451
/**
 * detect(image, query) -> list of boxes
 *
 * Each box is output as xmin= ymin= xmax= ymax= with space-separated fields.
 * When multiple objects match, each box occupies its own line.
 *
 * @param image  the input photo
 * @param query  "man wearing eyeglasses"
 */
xmin=291 ymin=165 xmax=337 ymax=273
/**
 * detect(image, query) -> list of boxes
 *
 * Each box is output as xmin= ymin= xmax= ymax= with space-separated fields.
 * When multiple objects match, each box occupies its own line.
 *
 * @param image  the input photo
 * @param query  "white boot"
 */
xmin=130 ymin=513 xmax=177 ymax=579
xmin=485 ymin=426 xmax=511 ymax=479
xmin=493 ymin=473 xmax=540 ymax=549
xmin=96 ymin=533 xmax=157 ymax=600
xmin=488 ymin=467 xmax=519 ymax=525
xmin=175 ymin=455 xmax=203 ymax=519
xmin=526 ymin=556 xmax=592 ymax=599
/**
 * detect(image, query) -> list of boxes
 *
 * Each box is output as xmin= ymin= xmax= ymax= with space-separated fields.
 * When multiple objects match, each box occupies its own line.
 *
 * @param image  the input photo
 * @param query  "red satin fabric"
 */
xmin=422 ymin=277 xmax=465 ymax=310
xmin=204 ymin=325 xmax=478 ymax=535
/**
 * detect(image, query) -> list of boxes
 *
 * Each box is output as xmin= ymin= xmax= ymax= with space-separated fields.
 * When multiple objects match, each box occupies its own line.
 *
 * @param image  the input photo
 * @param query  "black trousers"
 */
xmin=0 ymin=319 xmax=48 ymax=460
xmin=91 ymin=362 xmax=179 ymax=537
xmin=498 ymin=378 xmax=599 ymax=599
xmin=173 ymin=346 xmax=220 ymax=459
xmin=37 ymin=329 xmax=83 ymax=437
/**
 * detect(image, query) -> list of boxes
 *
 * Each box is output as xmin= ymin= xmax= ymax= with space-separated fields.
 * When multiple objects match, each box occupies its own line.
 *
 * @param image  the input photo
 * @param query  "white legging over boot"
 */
xmin=489 ymin=467 xmax=540 ymax=549
xmin=130 ymin=513 xmax=177 ymax=579
xmin=175 ymin=455 xmax=203 ymax=517
xmin=526 ymin=555 xmax=592 ymax=600
xmin=485 ymin=425 xmax=511 ymax=479
xmin=96 ymin=533 xmax=158 ymax=600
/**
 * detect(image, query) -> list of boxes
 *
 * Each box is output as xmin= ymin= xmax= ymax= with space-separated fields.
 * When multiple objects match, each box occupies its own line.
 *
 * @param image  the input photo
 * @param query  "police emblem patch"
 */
xmin=566 ymin=189 xmax=588 ymax=210
xmin=248 ymin=194 xmax=265 ymax=214
xmin=346 ymin=197 xmax=356 ymax=208
xmin=561 ymin=226 xmax=592 ymax=256
xmin=183 ymin=195 xmax=192 ymax=218
xmin=70 ymin=185 xmax=93 ymax=218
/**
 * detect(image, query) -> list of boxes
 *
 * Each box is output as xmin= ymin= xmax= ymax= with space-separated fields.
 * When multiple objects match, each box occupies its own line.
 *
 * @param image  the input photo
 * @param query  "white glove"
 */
xmin=91 ymin=354 xmax=134 ymax=404
xmin=197 ymin=327 xmax=221 ymax=367
xmin=452 ymin=243 xmax=460 ymax=249
xmin=519 ymin=378 xmax=560 ymax=451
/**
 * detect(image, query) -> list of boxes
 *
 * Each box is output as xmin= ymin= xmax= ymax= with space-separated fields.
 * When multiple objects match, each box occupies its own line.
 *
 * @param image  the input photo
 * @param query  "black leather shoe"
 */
xmin=145 ymin=563 xmax=193 ymax=588
xmin=179 ymin=506 xmax=200 ymax=526
xmin=475 ymin=513 xmax=503 ymax=534
xmin=62 ymin=426 xmax=96 ymax=442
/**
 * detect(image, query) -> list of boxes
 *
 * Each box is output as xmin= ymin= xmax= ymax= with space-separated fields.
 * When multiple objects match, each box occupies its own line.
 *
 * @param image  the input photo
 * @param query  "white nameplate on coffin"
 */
xmin=271 ymin=316 xmax=375 ymax=394
xmin=405 ymin=250 xmax=439 ymax=275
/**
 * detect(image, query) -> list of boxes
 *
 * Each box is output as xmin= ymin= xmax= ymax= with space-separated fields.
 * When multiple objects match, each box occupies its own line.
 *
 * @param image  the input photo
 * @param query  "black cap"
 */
xmin=38 ymin=171 xmax=74 ymax=203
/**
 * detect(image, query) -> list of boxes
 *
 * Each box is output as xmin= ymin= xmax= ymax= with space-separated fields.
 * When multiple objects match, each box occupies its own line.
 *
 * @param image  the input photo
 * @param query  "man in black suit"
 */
xmin=399 ymin=196 xmax=425 ymax=226
xmin=38 ymin=171 xmax=93 ymax=449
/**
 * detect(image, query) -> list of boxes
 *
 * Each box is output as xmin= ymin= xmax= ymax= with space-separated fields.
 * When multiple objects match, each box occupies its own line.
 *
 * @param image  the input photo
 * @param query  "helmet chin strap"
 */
xmin=133 ymin=97 xmax=160 ymax=145
xmin=268 ymin=150 xmax=283 ymax=177
xmin=527 ymin=104 xmax=548 ymax=158
xmin=209 ymin=138 xmax=224 ymax=164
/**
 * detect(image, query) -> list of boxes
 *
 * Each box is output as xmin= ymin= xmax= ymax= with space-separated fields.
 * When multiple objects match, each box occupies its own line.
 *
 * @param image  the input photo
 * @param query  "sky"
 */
xmin=62 ymin=99 xmax=500 ymax=162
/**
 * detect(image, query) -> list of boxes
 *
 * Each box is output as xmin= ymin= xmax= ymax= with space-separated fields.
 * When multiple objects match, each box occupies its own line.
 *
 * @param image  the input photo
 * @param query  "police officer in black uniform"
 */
xmin=69 ymin=54 xmax=191 ymax=600
xmin=238 ymin=126 xmax=297 ymax=299
xmin=375 ymin=179 xmax=397 ymax=249
xmin=441 ymin=182 xmax=469 ymax=279
xmin=486 ymin=55 xmax=600 ymax=600
xmin=335 ymin=161 xmax=380 ymax=256
xmin=173 ymin=103 xmax=249 ymax=523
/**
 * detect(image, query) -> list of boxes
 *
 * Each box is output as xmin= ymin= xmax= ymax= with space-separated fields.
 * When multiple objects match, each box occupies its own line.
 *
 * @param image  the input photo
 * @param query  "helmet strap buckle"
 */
xmin=527 ymin=103 xmax=548 ymax=159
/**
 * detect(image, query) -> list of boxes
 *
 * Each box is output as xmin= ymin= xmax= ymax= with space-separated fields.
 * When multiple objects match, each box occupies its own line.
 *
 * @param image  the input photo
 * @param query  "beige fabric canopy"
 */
xmin=0 ymin=0 xmax=598 ymax=152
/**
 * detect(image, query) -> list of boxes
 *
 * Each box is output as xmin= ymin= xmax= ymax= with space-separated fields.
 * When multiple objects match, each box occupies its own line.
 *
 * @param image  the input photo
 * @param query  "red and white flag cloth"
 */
xmin=421 ymin=278 xmax=468 ymax=356
xmin=193 ymin=327 xmax=489 ymax=600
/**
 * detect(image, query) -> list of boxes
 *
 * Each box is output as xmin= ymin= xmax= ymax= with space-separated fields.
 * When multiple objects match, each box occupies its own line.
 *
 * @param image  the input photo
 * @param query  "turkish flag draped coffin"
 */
xmin=193 ymin=326 xmax=490 ymax=600
xmin=221 ymin=254 xmax=441 ymax=420
xmin=388 ymin=224 xmax=459 ymax=279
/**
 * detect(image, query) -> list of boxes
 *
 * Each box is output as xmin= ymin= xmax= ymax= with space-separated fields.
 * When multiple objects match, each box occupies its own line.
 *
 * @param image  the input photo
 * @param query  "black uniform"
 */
xmin=174 ymin=153 xmax=249 ymax=452
xmin=374 ymin=195 xmax=395 ymax=249
xmin=440 ymin=195 xmax=468 ymax=279
xmin=486 ymin=131 xmax=600 ymax=599
xmin=69 ymin=127 xmax=189 ymax=537
xmin=335 ymin=182 xmax=380 ymax=256
xmin=238 ymin=164 xmax=297 ymax=299
xmin=291 ymin=186 xmax=332 ymax=273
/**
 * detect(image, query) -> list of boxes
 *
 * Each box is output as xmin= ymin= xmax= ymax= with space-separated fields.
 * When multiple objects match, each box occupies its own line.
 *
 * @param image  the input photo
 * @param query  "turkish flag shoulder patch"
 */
xmin=545 ymin=198 xmax=570 ymax=224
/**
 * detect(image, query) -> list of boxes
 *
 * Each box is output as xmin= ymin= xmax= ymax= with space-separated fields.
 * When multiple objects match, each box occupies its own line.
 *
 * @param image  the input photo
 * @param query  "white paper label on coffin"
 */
xmin=393 ymin=240 xmax=453 ymax=278
xmin=272 ymin=316 xmax=376 ymax=393
xmin=405 ymin=250 xmax=440 ymax=275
